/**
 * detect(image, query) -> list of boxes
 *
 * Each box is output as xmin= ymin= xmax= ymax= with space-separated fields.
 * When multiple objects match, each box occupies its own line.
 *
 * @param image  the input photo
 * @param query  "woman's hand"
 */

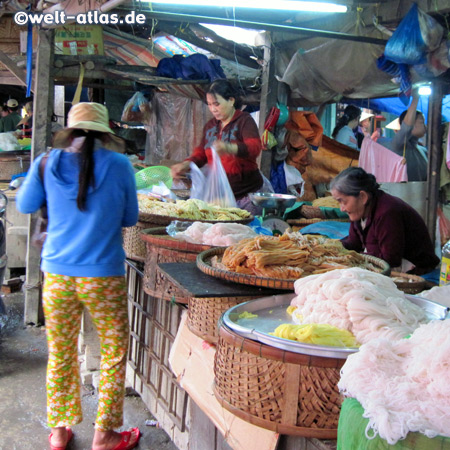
xmin=170 ymin=161 xmax=190 ymax=178
xmin=212 ymin=140 xmax=238 ymax=156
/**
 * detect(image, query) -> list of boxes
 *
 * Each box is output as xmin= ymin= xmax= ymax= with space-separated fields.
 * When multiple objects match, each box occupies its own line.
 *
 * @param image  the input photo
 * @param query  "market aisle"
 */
xmin=0 ymin=292 xmax=178 ymax=450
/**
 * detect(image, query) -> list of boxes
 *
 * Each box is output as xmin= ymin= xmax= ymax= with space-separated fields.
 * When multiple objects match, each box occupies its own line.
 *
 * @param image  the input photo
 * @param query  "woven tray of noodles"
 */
xmin=138 ymin=197 xmax=253 ymax=225
xmin=196 ymin=232 xmax=390 ymax=290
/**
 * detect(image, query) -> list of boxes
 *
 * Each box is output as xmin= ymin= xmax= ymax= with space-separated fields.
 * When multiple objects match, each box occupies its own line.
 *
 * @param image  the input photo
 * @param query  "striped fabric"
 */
xmin=103 ymin=27 xmax=166 ymax=67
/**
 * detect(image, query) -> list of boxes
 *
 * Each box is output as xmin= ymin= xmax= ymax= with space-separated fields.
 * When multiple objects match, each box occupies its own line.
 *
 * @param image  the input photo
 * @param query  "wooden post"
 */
xmin=257 ymin=32 xmax=278 ymax=179
xmin=24 ymin=29 xmax=54 ymax=325
xmin=425 ymin=82 xmax=443 ymax=245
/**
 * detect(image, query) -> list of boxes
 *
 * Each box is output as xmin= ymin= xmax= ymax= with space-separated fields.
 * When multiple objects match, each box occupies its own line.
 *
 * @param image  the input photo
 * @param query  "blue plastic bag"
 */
xmin=384 ymin=3 xmax=444 ymax=66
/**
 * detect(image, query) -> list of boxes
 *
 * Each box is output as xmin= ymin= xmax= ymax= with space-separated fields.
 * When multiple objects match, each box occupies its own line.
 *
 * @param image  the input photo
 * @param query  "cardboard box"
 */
xmin=54 ymin=24 xmax=104 ymax=56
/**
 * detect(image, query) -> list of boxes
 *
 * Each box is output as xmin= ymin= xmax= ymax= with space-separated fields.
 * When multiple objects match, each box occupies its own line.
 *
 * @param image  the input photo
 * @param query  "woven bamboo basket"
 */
xmin=123 ymin=220 xmax=161 ymax=262
xmin=140 ymin=227 xmax=214 ymax=303
xmin=214 ymin=323 xmax=344 ymax=438
xmin=187 ymin=295 xmax=259 ymax=344
xmin=0 ymin=151 xmax=30 ymax=181
xmin=197 ymin=247 xmax=390 ymax=291
xmin=390 ymin=271 xmax=427 ymax=295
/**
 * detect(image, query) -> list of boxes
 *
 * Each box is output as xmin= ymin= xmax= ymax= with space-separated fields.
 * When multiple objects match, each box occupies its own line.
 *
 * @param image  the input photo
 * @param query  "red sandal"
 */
xmin=93 ymin=428 xmax=141 ymax=450
xmin=49 ymin=427 xmax=73 ymax=450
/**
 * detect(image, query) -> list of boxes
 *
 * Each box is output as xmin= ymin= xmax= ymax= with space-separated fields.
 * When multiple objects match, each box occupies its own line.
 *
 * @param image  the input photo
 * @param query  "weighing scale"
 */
xmin=250 ymin=192 xmax=297 ymax=235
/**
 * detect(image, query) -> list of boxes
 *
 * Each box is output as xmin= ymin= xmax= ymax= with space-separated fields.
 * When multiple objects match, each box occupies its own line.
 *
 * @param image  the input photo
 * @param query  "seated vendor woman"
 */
xmin=330 ymin=167 xmax=439 ymax=275
xmin=171 ymin=79 xmax=266 ymax=215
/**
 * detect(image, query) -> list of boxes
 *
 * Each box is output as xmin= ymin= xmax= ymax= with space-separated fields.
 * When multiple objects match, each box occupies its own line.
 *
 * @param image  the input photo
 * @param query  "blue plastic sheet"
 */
xmin=298 ymin=221 xmax=350 ymax=240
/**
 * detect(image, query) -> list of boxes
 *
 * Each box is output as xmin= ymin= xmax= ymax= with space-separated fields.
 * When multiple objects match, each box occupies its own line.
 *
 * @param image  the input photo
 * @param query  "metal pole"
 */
xmin=426 ymin=82 xmax=443 ymax=245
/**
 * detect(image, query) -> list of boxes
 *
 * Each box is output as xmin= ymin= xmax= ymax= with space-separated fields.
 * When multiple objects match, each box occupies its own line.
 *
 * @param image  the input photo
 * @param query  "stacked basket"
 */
xmin=0 ymin=151 xmax=30 ymax=181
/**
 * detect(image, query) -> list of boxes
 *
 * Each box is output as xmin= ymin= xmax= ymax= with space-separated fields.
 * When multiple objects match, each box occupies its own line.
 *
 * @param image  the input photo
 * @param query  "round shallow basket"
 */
xmin=214 ymin=322 xmax=344 ymax=438
xmin=137 ymin=211 xmax=254 ymax=226
xmin=196 ymin=247 xmax=390 ymax=291
xmin=287 ymin=218 xmax=350 ymax=232
xmin=390 ymin=271 xmax=427 ymax=295
xmin=188 ymin=296 xmax=259 ymax=344
xmin=140 ymin=227 xmax=214 ymax=303
xmin=0 ymin=151 xmax=30 ymax=181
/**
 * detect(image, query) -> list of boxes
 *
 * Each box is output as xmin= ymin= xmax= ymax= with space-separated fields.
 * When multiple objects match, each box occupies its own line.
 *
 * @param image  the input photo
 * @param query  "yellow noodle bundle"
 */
xmin=218 ymin=231 xmax=376 ymax=279
xmin=312 ymin=197 xmax=340 ymax=209
xmin=138 ymin=198 xmax=251 ymax=221
xmin=271 ymin=323 xmax=359 ymax=347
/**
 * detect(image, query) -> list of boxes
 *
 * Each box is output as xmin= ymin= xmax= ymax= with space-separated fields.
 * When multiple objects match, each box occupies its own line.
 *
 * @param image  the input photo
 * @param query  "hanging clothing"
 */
xmin=359 ymin=137 xmax=408 ymax=182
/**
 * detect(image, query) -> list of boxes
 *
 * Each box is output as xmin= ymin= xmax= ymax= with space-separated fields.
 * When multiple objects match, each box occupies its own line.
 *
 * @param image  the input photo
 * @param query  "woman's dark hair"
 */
xmin=207 ymin=79 xmax=242 ymax=109
xmin=70 ymin=129 xmax=104 ymax=211
xmin=330 ymin=167 xmax=380 ymax=197
xmin=399 ymin=109 xmax=424 ymax=125
xmin=332 ymin=105 xmax=361 ymax=139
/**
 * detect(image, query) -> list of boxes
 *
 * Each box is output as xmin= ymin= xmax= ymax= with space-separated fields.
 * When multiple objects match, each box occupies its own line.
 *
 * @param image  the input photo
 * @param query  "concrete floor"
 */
xmin=0 ymin=292 xmax=179 ymax=450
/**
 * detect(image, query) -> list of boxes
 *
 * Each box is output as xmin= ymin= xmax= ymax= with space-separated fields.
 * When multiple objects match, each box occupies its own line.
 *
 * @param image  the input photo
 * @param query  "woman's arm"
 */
xmin=16 ymin=153 xmax=47 ymax=214
xmin=402 ymin=89 xmax=419 ymax=127
xmin=122 ymin=161 xmax=139 ymax=228
xmin=234 ymin=114 xmax=262 ymax=159
xmin=341 ymin=222 xmax=363 ymax=252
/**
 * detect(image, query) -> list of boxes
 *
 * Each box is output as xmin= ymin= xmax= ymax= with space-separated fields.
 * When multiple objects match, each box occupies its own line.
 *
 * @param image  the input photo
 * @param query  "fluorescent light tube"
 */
xmin=418 ymin=86 xmax=432 ymax=96
xmin=147 ymin=0 xmax=348 ymax=13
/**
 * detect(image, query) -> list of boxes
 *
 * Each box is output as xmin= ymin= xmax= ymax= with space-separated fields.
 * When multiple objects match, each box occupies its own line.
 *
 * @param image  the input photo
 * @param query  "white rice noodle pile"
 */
xmin=176 ymin=221 xmax=211 ymax=243
xmin=418 ymin=284 xmax=450 ymax=308
xmin=173 ymin=221 xmax=256 ymax=246
xmin=291 ymin=267 xmax=428 ymax=344
xmin=338 ymin=319 xmax=450 ymax=444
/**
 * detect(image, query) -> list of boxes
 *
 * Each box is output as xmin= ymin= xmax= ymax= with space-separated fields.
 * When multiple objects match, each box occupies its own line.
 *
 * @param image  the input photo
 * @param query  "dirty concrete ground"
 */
xmin=0 ymin=292 xmax=179 ymax=450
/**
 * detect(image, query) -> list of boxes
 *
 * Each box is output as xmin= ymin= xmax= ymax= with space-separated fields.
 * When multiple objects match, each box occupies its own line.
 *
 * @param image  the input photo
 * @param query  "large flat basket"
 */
xmin=196 ymin=247 xmax=391 ymax=291
xmin=137 ymin=211 xmax=254 ymax=226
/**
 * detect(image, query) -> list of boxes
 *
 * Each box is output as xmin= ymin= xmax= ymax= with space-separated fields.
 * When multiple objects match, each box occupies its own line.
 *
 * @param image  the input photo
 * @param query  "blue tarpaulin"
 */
xmin=346 ymin=95 xmax=450 ymax=124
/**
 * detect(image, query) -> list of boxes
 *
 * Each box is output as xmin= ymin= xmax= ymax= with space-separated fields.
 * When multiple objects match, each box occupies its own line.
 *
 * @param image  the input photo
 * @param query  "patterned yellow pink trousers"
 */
xmin=43 ymin=273 xmax=129 ymax=431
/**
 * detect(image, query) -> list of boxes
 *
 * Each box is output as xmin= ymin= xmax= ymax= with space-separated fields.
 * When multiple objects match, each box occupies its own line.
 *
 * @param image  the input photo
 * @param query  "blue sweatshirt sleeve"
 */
xmin=122 ymin=160 xmax=139 ymax=227
xmin=16 ymin=153 xmax=47 ymax=214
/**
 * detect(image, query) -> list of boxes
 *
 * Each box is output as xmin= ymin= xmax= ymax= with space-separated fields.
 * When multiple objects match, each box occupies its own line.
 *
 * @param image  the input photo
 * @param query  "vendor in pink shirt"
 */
xmin=171 ymin=79 xmax=265 ymax=214
xmin=331 ymin=166 xmax=439 ymax=275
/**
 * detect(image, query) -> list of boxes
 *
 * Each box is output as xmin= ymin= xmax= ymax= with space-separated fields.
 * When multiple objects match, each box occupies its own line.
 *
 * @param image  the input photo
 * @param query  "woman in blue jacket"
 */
xmin=17 ymin=103 xmax=140 ymax=450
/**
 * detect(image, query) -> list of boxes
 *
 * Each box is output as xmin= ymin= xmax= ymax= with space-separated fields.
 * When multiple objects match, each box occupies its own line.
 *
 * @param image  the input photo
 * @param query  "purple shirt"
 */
xmin=342 ymin=191 xmax=439 ymax=273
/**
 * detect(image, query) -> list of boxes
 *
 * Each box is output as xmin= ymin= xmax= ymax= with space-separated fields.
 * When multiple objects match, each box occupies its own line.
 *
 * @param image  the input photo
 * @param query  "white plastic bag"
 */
xmin=189 ymin=162 xmax=206 ymax=200
xmin=202 ymin=148 xmax=237 ymax=208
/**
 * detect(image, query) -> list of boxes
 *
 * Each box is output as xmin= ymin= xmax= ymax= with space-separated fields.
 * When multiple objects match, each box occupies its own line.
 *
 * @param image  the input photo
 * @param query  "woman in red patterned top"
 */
xmin=171 ymin=79 xmax=264 ymax=214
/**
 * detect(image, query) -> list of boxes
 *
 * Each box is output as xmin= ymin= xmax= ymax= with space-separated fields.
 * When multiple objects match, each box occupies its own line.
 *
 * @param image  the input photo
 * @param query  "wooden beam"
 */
xmin=0 ymin=75 xmax=24 ymax=85
xmin=24 ymin=28 xmax=54 ymax=326
xmin=0 ymin=49 xmax=29 ymax=89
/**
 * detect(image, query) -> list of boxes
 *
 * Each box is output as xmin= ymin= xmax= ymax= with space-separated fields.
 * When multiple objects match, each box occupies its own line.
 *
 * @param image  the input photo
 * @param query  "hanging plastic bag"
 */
xmin=121 ymin=92 xmax=152 ymax=123
xmin=202 ymin=148 xmax=237 ymax=208
xmin=189 ymin=162 xmax=206 ymax=200
xmin=384 ymin=3 xmax=444 ymax=66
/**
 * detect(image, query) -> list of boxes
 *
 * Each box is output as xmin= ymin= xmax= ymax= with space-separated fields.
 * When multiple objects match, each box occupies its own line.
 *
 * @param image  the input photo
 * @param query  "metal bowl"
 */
xmin=250 ymin=192 xmax=297 ymax=210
